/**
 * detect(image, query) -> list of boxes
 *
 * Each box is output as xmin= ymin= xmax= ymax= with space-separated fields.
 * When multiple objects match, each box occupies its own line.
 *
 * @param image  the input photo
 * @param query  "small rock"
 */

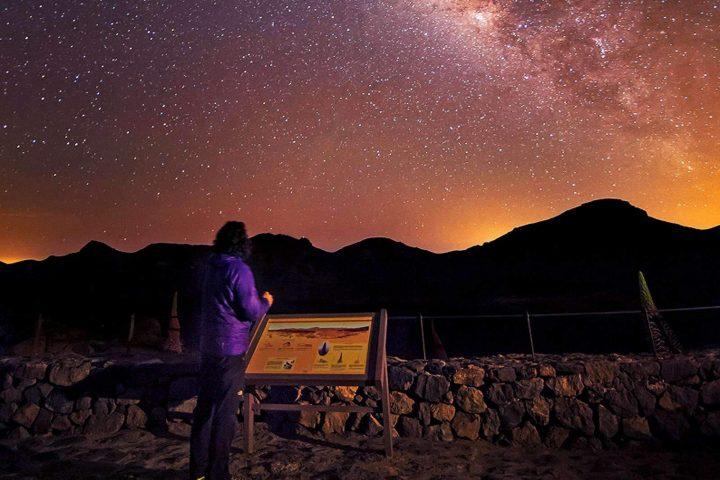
xmin=455 ymin=385 xmax=487 ymax=414
xmin=334 ymin=386 xmax=357 ymax=402
xmin=45 ymin=390 xmax=74 ymax=415
xmin=510 ymin=422 xmax=541 ymax=447
xmin=452 ymin=366 xmax=485 ymax=387
xmin=451 ymin=411 xmax=480 ymax=440
xmin=387 ymin=367 xmax=415 ymax=391
xmin=322 ymin=411 xmax=350 ymax=435
xmin=538 ymin=365 xmax=556 ymax=377
xmin=84 ymin=412 xmax=126 ymax=436
xmin=622 ymin=416 xmax=651 ymax=440
xmin=499 ymin=400 xmax=525 ymax=428
xmin=413 ymin=373 xmax=450 ymax=402
xmin=660 ymin=357 xmax=697 ymax=383
xmin=430 ymin=403 xmax=456 ymax=422
xmin=485 ymin=383 xmax=514 ymax=405
xmin=544 ymin=426 xmax=570 ymax=448
xmin=515 ymin=378 xmax=544 ymax=399
xmin=361 ymin=414 xmax=383 ymax=436
xmin=650 ymin=410 xmax=690 ymax=441
xmin=547 ymin=374 xmax=584 ymax=397
xmin=527 ymin=397 xmax=551 ymax=426
xmin=75 ymin=396 xmax=92 ymax=410
xmin=48 ymin=359 xmax=91 ymax=387
xmin=126 ymin=405 xmax=147 ymax=429
xmin=597 ymin=405 xmax=619 ymax=439
xmin=169 ymin=398 xmax=197 ymax=414
xmin=12 ymin=403 xmax=40 ymax=428
xmin=398 ymin=416 xmax=423 ymax=438
xmin=701 ymin=379 xmax=720 ymax=406
xmin=70 ymin=409 xmax=91 ymax=426
xmin=389 ymin=391 xmax=414 ymax=415
xmin=553 ymin=397 xmax=594 ymax=436
xmin=93 ymin=397 xmax=116 ymax=416
xmin=424 ymin=422 xmax=454 ymax=441
xmin=32 ymin=408 xmax=53 ymax=434
xmin=481 ymin=409 xmax=501 ymax=438
xmin=16 ymin=361 xmax=48 ymax=380
xmin=51 ymin=415 xmax=72 ymax=431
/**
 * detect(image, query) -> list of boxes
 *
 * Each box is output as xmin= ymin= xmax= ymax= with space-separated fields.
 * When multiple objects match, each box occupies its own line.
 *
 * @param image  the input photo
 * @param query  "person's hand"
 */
xmin=262 ymin=291 xmax=274 ymax=307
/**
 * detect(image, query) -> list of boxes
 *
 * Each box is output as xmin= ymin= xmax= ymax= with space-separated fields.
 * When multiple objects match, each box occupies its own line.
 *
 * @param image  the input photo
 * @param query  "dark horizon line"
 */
xmin=3 ymin=197 xmax=719 ymax=266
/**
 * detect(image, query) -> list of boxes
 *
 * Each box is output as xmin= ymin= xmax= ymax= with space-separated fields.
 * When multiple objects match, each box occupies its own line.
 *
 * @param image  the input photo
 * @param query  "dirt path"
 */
xmin=1 ymin=425 xmax=719 ymax=479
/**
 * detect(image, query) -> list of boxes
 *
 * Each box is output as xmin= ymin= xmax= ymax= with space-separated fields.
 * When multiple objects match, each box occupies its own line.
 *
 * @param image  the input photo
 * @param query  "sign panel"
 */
xmin=244 ymin=314 xmax=374 ymax=376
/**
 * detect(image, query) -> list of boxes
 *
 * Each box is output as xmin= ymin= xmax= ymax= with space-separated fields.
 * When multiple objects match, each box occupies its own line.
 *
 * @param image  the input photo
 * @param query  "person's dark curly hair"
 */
xmin=212 ymin=221 xmax=251 ymax=259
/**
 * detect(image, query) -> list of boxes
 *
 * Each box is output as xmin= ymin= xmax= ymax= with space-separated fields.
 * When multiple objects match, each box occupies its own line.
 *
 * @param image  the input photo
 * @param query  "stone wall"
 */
xmin=1 ymin=351 xmax=720 ymax=447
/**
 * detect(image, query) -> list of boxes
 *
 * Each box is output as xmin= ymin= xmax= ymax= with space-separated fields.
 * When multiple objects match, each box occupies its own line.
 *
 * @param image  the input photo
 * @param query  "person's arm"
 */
xmin=232 ymin=262 xmax=271 ymax=322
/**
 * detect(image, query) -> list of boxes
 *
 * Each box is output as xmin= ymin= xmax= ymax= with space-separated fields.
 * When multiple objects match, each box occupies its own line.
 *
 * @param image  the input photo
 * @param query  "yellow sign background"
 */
xmin=244 ymin=315 xmax=374 ymax=375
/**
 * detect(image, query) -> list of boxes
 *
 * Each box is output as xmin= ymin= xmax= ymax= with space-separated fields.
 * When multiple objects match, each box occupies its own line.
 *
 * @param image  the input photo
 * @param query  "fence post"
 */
xmin=32 ymin=314 xmax=44 ymax=357
xmin=525 ymin=311 xmax=536 ymax=359
xmin=418 ymin=313 xmax=427 ymax=361
xmin=126 ymin=313 xmax=136 ymax=355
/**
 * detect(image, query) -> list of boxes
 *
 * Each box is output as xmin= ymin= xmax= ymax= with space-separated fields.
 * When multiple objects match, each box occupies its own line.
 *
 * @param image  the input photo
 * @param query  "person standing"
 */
xmin=190 ymin=221 xmax=273 ymax=480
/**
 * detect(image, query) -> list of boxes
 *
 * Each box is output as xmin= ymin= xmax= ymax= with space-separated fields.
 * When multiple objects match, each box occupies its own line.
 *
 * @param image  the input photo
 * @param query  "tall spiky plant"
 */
xmin=639 ymin=271 xmax=682 ymax=358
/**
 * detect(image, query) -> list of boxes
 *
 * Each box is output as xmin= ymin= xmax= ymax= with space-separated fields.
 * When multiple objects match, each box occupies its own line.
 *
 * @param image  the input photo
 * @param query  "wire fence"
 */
xmin=388 ymin=305 xmax=720 ymax=360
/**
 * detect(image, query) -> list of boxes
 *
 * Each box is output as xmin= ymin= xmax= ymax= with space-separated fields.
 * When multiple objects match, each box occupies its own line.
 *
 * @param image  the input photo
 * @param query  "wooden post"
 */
xmin=243 ymin=390 xmax=255 ymax=454
xmin=525 ymin=311 xmax=536 ymax=360
xmin=379 ymin=309 xmax=393 ymax=457
xmin=418 ymin=313 xmax=427 ymax=361
xmin=380 ymin=358 xmax=394 ymax=458
xmin=32 ymin=314 xmax=44 ymax=357
xmin=126 ymin=314 xmax=135 ymax=355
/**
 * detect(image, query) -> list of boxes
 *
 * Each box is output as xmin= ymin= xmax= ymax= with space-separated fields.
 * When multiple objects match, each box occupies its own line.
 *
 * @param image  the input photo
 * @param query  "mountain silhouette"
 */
xmin=1 ymin=199 xmax=718 ymax=356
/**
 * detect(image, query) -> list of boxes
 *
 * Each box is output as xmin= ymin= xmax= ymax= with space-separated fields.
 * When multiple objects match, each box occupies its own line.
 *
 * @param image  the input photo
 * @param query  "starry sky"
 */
xmin=1 ymin=0 xmax=719 ymax=263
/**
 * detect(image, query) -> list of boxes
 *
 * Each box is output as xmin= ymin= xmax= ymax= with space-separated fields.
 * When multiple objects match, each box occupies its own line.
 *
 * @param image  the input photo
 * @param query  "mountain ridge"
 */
xmin=1 ymin=198 xmax=718 ymax=355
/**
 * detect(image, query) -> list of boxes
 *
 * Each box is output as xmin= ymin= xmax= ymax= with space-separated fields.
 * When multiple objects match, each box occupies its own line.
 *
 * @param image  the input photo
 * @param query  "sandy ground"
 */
xmin=1 ymin=424 xmax=720 ymax=480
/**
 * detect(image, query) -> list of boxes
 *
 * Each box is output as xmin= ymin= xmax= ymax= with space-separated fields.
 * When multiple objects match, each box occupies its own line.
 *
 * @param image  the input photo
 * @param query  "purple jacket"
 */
xmin=200 ymin=253 xmax=270 ymax=356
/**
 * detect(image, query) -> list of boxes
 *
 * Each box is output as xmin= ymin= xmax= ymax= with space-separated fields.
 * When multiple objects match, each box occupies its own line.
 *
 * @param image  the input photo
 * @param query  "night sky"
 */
xmin=2 ymin=1 xmax=719 ymax=262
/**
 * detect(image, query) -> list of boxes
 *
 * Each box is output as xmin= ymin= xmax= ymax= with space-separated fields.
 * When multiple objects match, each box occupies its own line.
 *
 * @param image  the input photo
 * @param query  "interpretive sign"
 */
xmin=244 ymin=314 xmax=374 ymax=377
xmin=242 ymin=310 xmax=392 ymax=457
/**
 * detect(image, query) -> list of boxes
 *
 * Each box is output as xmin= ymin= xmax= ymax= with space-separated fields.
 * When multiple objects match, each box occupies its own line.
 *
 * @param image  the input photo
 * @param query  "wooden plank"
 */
xmin=243 ymin=391 xmax=255 ymax=454
xmin=380 ymin=331 xmax=393 ymax=458
xmin=256 ymin=403 xmax=376 ymax=414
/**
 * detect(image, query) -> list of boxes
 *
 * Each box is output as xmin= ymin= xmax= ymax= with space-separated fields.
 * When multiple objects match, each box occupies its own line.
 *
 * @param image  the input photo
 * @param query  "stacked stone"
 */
xmin=298 ymin=351 xmax=720 ymax=448
xmin=2 ymin=350 xmax=720 ymax=448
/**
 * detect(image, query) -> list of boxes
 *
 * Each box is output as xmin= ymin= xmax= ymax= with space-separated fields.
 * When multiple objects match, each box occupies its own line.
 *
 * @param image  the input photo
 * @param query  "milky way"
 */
xmin=1 ymin=1 xmax=719 ymax=261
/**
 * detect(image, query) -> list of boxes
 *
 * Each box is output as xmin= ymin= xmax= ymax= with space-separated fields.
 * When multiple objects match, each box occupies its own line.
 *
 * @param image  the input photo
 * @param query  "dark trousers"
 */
xmin=189 ymin=353 xmax=245 ymax=480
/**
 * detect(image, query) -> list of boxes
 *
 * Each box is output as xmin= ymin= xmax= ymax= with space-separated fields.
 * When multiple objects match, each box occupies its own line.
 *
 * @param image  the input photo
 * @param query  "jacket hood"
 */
xmin=208 ymin=252 xmax=245 ymax=267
